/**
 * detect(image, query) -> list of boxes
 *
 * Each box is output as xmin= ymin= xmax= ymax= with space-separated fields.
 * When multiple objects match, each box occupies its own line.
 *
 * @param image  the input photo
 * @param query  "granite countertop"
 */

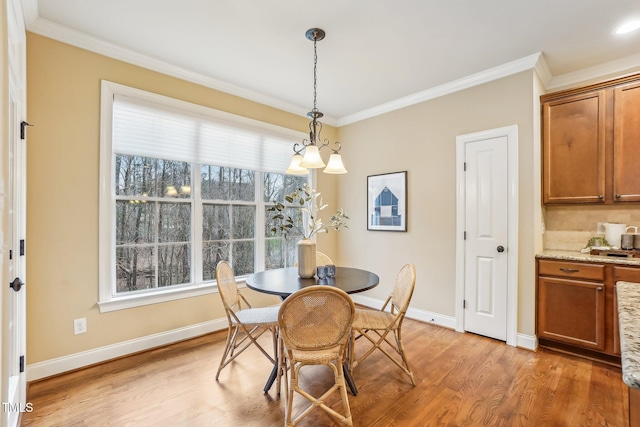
xmin=536 ymin=250 xmax=640 ymax=266
xmin=616 ymin=281 xmax=640 ymax=390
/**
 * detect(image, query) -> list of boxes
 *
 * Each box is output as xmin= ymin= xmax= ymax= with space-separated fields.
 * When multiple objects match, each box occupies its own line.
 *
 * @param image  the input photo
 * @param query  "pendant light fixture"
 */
xmin=286 ymin=28 xmax=347 ymax=175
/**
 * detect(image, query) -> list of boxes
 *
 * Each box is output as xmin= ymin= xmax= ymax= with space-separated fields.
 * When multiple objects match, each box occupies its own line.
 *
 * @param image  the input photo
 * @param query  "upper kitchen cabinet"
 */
xmin=541 ymin=73 xmax=640 ymax=205
xmin=613 ymin=80 xmax=640 ymax=202
xmin=542 ymin=91 xmax=606 ymax=204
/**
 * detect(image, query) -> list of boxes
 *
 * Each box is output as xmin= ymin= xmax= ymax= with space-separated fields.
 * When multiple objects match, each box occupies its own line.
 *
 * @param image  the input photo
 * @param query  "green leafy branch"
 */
xmin=268 ymin=183 xmax=349 ymax=239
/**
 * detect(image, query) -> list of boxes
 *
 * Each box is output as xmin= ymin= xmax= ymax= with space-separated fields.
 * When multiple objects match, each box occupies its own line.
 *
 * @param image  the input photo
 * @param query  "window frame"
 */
xmin=98 ymin=81 xmax=311 ymax=313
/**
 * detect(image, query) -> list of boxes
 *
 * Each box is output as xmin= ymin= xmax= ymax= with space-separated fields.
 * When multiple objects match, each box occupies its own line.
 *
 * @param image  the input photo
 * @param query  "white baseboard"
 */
xmin=350 ymin=294 xmax=457 ymax=330
xmin=351 ymin=294 xmax=537 ymax=351
xmin=27 ymin=301 xmax=539 ymax=382
xmin=27 ymin=318 xmax=228 ymax=382
xmin=516 ymin=333 xmax=538 ymax=351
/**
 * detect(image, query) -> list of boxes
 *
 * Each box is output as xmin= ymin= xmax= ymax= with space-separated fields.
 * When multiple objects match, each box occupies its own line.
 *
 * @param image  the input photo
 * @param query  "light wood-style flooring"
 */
xmin=21 ymin=318 xmax=628 ymax=426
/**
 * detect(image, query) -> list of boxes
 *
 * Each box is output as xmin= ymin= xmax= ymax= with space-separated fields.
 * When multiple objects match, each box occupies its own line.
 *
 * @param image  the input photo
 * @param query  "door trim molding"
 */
xmin=455 ymin=125 xmax=519 ymax=347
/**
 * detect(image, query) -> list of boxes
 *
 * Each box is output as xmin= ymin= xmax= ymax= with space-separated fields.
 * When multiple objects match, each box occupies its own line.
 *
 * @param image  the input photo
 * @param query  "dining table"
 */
xmin=245 ymin=266 xmax=380 ymax=395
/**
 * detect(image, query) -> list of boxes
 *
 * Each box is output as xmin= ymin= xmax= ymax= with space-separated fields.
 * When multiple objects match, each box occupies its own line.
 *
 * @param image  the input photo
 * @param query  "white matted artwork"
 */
xmin=367 ymin=171 xmax=407 ymax=231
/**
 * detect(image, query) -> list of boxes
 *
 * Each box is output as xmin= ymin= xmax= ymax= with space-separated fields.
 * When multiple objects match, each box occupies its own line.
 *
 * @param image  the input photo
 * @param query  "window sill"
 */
xmin=98 ymin=282 xmax=219 ymax=313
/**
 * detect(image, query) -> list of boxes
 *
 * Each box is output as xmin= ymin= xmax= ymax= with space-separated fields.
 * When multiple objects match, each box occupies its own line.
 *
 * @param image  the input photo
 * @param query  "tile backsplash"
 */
xmin=544 ymin=205 xmax=640 ymax=251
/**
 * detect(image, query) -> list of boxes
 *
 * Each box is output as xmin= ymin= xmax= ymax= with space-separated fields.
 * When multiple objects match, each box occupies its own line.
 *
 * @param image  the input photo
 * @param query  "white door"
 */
xmin=4 ymin=94 xmax=28 ymax=426
xmin=463 ymin=135 xmax=509 ymax=341
xmin=4 ymin=0 xmax=28 ymax=424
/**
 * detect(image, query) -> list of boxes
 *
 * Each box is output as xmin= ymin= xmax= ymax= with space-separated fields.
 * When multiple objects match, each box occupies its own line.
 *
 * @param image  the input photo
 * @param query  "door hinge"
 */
xmin=20 ymin=121 xmax=32 ymax=140
xmin=463 ymin=162 xmax=467 ymax=171
xmin=19 ymin=355 xmax=24 ymax=373
xmin=463 ymin=300 xmax=466 ymax=309
xmin=9 ymin=249 xmax=12 ymax=260
xmin=463 ymin=231 xmax=466 ymax=240
xmin=20 ymin=239 xmax=25 ymax=256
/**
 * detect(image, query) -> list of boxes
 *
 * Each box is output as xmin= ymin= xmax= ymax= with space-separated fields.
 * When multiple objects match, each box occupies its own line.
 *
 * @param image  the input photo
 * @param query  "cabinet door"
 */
xmin=538 ymin=276 xmax=605 ymax=350
xmin=614 ymin=81 xmax=640 ymax=202
xmin=543 ymin=91 xmax=606 ymax=204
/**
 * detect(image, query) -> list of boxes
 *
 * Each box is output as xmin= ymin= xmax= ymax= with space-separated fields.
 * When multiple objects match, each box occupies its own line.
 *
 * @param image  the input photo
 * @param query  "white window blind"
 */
xmin=112 ymin=94 xmax=295 ymax=172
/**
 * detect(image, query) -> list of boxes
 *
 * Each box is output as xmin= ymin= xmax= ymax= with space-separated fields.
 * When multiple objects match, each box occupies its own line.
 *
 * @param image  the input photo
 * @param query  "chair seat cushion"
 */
xmin=352 ymin=308 xmax=396 ymax=330
xmin=235 ymin=305 xmax=279 ymax=326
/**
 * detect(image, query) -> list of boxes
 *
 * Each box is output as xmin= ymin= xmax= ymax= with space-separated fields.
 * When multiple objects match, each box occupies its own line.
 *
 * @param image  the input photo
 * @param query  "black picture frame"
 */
xmin=367 ymin=171 xmax=407 ymax=232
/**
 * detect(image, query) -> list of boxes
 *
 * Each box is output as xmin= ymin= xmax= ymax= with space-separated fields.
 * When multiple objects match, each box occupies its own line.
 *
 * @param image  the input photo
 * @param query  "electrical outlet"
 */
xmin=74 ymin=318 xmax=87 ymax=335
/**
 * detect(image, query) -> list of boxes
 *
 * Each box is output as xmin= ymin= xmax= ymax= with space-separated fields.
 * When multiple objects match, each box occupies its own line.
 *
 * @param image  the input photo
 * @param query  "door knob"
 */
xmin=9 ymin=277 xmax=24 ymax=292
xmin=497 ymin=246 xmax=505 ymax=253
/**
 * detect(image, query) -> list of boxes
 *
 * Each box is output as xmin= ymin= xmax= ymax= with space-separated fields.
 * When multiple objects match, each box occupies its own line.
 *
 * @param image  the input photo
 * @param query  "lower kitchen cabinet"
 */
xmin=538 ymin=276 xmax=605 ymax=350
xmin=536 ymin=258 xmax=638 ymax=363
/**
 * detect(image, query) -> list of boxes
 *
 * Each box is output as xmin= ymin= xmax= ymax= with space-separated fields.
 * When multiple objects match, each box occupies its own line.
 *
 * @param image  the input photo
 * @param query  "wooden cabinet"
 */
xmin=541 ymin=73 xmax=640 ymax=205
xmin=613 ymin=80 xmax=640 ymax=202
xmin=631 ymin=387 xmax=640 ymax=427
xmin=537 ymin=260 xmax=606 ymax=350
xmin=536 ymin=258 xmax=640 ymax=363
xmin=542 ymin=91 xmax=606 ymax=204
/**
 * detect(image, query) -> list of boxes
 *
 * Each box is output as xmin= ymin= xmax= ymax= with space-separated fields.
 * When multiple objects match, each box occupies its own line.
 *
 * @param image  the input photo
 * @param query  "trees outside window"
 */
xmin=114 ymin=155 xmax=308 ymax=296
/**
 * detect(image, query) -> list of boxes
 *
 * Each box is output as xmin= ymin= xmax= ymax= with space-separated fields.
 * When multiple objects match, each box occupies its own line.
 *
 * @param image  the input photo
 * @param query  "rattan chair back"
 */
xmin=279 ymin=286 xmax=353 ymax=352
xmin=390 ymin=263 xmax=416 ymax=316
xmin=315 ymin=251 xmax=334 ymax=266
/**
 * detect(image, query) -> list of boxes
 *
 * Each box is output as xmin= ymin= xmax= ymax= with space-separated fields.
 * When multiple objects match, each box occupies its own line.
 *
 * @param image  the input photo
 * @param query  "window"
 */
xmin=99 ymin=81 xmax=309 ymax=312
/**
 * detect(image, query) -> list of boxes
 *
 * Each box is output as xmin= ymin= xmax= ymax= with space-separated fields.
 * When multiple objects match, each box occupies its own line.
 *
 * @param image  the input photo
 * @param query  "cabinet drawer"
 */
xmin=538 ymin=260 xmax=605 ymax=280
xmin=613 ymin=266 xmax=640 ymax=283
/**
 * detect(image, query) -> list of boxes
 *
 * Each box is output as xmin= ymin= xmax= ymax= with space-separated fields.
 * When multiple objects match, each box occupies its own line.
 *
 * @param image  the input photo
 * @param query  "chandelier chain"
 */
xmin=313 ymin=36 xmax=318 ymax=112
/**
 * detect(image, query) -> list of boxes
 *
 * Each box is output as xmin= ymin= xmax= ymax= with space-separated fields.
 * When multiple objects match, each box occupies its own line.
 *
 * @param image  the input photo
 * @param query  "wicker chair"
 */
xmin=215 ymin=261 xmax=279 ymax=382
xmin=350 ymin=263 xmax=417 ymax=386
xmin=278 ymin=286 xmax=355 ymax=427
xmin=294 ymin=251 xmax=334 ymax=268
xmin=315 ymin=251 xmax=334 ymax=266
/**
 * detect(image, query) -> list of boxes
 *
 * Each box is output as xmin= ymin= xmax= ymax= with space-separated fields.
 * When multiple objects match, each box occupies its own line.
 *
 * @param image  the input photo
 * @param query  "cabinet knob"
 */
xmin=597 ymin=286 xmax=603 ymax=291
xmin=598 ymin=194 xmax=604 ymax=199
xmin=616 ymin=194 xmax=621 ymax=198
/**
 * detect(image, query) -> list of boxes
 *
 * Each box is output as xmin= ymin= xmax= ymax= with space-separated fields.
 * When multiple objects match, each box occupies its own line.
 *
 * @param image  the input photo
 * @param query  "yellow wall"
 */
xmin=25 ymin=33 xmax=340 ymax=364
xmin=336 ymin=71 xmax=539 ymax=336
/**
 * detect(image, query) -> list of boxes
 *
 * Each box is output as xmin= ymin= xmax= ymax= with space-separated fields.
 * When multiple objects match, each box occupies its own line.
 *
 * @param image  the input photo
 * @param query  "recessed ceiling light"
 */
xmin=615 ymin=20 xmax=640 ymax=34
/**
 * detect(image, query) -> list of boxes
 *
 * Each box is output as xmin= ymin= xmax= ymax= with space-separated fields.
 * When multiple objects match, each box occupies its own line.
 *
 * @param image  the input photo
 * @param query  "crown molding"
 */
xmin=25 ymin=17 xmax=343 ymax=125
xmin=533 ymin=53 xmax=552 ymax=87
xmin=338 ymin=52 xmax=544 ymax=126
xmin=546 ymin=52 xmax=640 ymax=91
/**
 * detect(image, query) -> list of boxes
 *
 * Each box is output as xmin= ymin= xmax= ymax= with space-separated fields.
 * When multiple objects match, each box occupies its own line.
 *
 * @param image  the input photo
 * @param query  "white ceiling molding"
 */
xmin=338 ymin=53 xmax=544 ymax=126
xmin=25 ymin=16 xmax=328 ymax=124
xmin=547 ymin=52 xmax=640 ymax=92
xmin=533 ymin=54 xmax=553 ymax=89
xmin=19 ymin=0 xmax=37 ymax=26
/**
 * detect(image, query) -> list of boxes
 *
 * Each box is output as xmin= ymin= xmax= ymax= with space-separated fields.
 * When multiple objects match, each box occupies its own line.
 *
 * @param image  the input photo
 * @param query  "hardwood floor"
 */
xmin=21 ymin=318 xmax=628 ymax=426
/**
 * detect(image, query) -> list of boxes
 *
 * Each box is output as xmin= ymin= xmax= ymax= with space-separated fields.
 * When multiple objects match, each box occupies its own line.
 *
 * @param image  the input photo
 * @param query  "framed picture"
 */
xmin=367 ymin=171 xmax=407 ymax=232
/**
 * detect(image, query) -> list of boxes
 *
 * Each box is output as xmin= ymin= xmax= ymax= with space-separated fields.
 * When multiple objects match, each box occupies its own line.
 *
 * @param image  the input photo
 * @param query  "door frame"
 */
xmin=455 ymin=125 xmax=519 ymax=347
xmin=3 ymin=0 xmax=28 ymax=424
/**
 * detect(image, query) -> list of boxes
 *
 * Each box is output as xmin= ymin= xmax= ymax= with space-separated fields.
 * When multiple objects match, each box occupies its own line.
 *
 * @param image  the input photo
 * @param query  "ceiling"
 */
xmin=22 ymin=0 xmax=640 ymax=125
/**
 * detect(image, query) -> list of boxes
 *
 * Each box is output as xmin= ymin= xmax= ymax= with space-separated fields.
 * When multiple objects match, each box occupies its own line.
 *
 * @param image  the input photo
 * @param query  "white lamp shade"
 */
xmin=299 ymin=145 xmax=326 ymax=168
xmin=285 ymin=154 xmax=309 ymax=175
xmin=323 ymin=153 xmax=347 ymax=174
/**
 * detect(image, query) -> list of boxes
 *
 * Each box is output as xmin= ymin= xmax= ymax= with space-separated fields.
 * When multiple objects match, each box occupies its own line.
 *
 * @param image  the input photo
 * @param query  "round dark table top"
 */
xmin=245 ymin=266 xmax=379 ymax=298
